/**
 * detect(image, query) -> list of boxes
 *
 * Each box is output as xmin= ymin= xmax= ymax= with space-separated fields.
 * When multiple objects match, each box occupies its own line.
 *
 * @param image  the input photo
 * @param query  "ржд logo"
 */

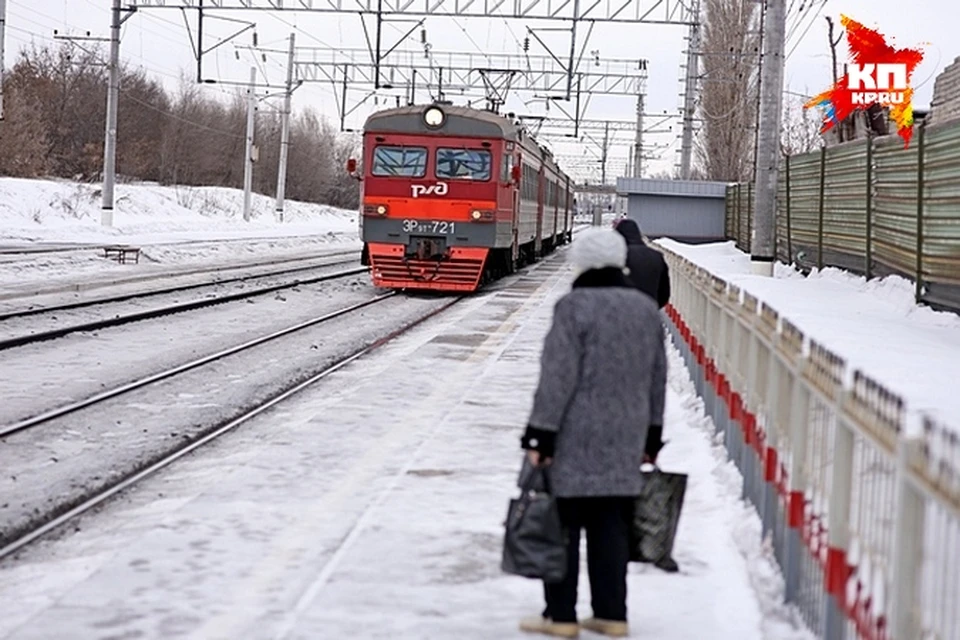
xmin=411 ymin=182 xmax=449 ymax=198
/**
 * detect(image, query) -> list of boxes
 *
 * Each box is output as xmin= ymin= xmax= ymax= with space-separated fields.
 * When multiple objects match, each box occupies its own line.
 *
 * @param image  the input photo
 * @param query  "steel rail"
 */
xmin=0 ymin=291 xmax=394 ymax=438
xmin=0 ymin=265 xmax=369 ymax=351
xmin=0 ymin=251 xmax=359 ymax=322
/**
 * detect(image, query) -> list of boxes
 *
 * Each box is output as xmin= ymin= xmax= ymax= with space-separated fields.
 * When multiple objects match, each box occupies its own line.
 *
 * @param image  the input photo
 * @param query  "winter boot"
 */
xmin=655 ymin=557 xmax=679 ymax=573
xmin=519 ymin=616 xmax=580 ymax=638
xmin=580 ymin=617 xmax=629 ymax=637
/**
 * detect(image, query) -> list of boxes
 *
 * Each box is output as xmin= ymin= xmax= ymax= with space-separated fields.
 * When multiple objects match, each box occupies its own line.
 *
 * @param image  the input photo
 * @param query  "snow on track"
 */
xmin=656 ymin=239 xmax=960 ymax=437
xmin=0 ymin=257 xmax=810 ymax=640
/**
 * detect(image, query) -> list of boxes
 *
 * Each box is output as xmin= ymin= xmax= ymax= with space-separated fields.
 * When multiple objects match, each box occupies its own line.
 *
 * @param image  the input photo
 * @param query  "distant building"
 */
xmin=929 ymin=56 xmax=960 ymax=126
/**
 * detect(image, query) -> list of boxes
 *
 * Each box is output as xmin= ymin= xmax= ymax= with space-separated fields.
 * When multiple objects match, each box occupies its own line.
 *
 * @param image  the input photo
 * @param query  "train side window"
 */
xmin=371 ymin=146 xmax=428 ymax=177
xmin=436 ymin=148 xmax=492 ymax=181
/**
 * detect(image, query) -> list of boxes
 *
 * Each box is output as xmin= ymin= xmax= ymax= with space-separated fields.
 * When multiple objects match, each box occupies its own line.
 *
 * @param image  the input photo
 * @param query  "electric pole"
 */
xmin=634 ymin=93 xmax=644 ymax=178
xmin=600 ymin=121 xmax=610 ymax=185
xmin=751 ymin=0 xmax=787 ymax=276
xmin=243 ymin=66 xmax=256 ymax=222
xmin=276 ymin=32 xmax=296 ymax=222
xmin=101 ymin=0 xmax=122 ymax=227
xmin=0 ymin=0 xmax=7 ymax=121
xmin=679 ymin=2 xmax=700 ymax=179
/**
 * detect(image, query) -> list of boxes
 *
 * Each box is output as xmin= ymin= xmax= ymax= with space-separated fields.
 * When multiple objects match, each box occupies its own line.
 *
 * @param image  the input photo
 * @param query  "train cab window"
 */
xmin=435 ymin=148 xmax=492 ymax=181
xmin=371 ymin=145 xmax=428 ymax=177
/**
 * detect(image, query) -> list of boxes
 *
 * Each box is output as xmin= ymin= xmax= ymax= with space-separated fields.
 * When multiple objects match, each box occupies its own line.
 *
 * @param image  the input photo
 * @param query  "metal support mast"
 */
xmin=679 ymin=0 xmax=700 ymax=179
xmin=751 ymin=0 xmax=786 ymax=275
xmin=633 ymin=93 xmax=644 ymax=178
xmin=101 ymin=0 xmax=122 ymax=226
xmin=0 ymin=0 xmax=7 ymax=121
xmin=276 ymin=33 xmax=296 ymax=221
xmin=243 ymin=66 xmax=256 ymax=222
xmin=600 ymin=121 xmax=610 ymax=185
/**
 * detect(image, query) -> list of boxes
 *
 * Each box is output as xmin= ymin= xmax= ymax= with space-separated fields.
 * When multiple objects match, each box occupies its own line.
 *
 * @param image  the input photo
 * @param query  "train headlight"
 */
xmin=471 ymin=210 xmax=482 ymax=220
xmin=423 ymin=106 xmax=445 ymax=128
xmin=377 ymin=205 xmax=387 ymax=215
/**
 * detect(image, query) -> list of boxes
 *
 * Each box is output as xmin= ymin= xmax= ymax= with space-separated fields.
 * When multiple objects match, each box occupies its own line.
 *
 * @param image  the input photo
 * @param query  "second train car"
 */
xmin=347 ymin=103 xmax=574 ymax=293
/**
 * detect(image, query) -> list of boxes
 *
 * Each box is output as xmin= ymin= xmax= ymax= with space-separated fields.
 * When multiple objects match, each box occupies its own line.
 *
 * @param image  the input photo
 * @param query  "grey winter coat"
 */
xmin=520 ymin=276 xmax=667 ymax=497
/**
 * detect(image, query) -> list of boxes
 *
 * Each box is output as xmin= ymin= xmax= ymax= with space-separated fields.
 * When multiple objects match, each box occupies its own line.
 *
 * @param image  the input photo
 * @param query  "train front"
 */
xmin=352 ymin=104 xmax=505 ymax=293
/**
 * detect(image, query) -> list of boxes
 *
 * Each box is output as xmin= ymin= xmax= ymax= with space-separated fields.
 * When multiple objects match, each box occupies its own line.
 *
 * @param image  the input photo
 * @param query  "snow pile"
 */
xmin=0 ymin=177 xmax=360 ymax=245
xmin=656 ymin=239 xmax=960 ymax=436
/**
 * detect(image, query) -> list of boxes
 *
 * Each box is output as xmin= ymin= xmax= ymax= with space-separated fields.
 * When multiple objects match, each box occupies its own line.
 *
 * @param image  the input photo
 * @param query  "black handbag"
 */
xmin=630 ymin=466 xmax=687 ymax=570
xmin=501 ymin=465 xmax=568 ymax=583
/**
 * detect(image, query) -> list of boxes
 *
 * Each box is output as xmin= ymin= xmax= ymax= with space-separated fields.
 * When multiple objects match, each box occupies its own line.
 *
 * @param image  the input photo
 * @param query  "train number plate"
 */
xmin=402 ymin=219 xmax=457 ymax=235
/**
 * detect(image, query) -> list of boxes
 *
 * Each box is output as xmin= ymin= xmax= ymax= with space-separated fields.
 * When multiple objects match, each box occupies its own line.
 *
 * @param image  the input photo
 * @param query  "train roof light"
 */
xmin=424 ymin=106 xmax=445 ymax=128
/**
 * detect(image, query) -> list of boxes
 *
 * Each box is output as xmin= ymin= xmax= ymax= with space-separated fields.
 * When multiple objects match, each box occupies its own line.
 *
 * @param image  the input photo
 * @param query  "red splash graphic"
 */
xmin=805 ymin=15 xmax=924 ymax=147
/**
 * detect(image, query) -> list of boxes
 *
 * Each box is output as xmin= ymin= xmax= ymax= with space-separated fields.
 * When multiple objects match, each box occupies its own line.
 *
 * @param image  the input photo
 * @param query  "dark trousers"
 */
xmin=542 ymin=496 xmax=633 ymax=623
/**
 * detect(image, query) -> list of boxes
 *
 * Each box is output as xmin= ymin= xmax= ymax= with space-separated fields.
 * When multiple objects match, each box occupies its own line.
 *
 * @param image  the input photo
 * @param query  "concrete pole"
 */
xmin=243 ymin=66 xmax=256 ymax=223
xmin=101 ymin=0 xmax=122 ymax=227
xmin=0 ymin=0 xmax=7 ymax=121
xmin=751 ymin=0 xmax=787 ymax=276
xmin=275 ymin=32 xmax=296 ymax=222
xmin=679 ymin=0 xmax=700 ymax=179
xmin=634 ymin=93 xmax=644 ymax=178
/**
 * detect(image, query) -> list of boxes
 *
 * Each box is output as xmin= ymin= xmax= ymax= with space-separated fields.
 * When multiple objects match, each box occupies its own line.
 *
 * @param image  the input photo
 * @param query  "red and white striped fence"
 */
xmin=659 ymin=245 xmax=960 ymax=640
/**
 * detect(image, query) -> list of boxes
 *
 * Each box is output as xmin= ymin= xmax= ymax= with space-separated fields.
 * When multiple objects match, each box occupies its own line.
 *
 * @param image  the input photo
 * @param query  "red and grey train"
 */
xmin=347 ymin=103 xmax=575 ymax=292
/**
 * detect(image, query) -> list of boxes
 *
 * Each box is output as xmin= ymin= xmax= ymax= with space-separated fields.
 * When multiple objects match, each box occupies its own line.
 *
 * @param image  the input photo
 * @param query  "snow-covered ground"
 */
xmin=656 ymin=239 xmax=960 ymax=437
xmin=0 ymin=177 xmax=359 ymax=245
xmin=0 ymin=256 xmax=811 ymax=640
xmin=0 ymin=177 xmax=362 ymax=294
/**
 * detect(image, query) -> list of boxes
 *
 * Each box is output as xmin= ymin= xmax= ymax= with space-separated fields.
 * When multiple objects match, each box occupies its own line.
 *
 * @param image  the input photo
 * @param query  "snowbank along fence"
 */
xmin=725 ymin=119 xmax=960 ymax=313
xmin=659 ymin=244 xmax=960 ymax=640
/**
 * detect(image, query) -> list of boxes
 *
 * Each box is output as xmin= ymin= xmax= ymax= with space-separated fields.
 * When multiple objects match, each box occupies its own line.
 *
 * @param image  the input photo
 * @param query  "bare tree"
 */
xmin=695 ymin=0 xmax=761 ymax=182
xmin=780 ymin=93 xmax=822 ymax=156
xmin=0 ymin=42 xmax=366 ymax=211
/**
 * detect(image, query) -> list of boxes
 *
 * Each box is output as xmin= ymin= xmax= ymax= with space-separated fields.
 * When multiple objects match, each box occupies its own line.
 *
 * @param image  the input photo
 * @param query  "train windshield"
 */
xmin=371 ymin=146 xmax=428 ymax=177
xmin=435 ymin=148 xmax=492 ymax=181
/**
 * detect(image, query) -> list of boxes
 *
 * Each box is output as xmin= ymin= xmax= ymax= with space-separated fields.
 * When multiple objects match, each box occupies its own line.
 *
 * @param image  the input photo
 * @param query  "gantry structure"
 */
xmin=128 ymin=0 xmax=702 ymax=181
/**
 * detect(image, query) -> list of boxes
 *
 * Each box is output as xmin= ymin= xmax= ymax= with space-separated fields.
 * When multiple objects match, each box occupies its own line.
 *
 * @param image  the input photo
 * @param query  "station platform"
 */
xmin=0 ymin=257 xmax=810 ymax=640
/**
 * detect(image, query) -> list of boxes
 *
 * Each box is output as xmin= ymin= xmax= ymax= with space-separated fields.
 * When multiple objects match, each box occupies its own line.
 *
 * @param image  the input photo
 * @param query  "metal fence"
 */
xmin=660 ymin=245 xmax=960 ymax=640
xmin=727 ymin=119 xmax=960 ymax=312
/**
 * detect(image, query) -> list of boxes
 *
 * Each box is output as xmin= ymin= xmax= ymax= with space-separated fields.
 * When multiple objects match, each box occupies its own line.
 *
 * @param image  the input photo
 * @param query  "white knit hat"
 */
xmin=569 ymin=227 xmax=628 ymax=275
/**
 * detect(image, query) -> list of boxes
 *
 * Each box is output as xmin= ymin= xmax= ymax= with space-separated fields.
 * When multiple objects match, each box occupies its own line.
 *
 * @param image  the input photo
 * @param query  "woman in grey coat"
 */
xmin=519 ymin=228 xmax=667 ymax=639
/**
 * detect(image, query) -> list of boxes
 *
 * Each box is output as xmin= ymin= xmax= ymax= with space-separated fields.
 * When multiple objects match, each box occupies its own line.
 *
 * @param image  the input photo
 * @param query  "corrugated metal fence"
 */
xmin=727 ymin=119 xmax=960 ymax=312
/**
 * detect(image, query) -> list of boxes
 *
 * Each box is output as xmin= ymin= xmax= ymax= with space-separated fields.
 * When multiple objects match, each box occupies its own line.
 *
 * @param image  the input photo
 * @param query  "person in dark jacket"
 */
xmin=518 ymin=228 xmax=667 ymax=639
xmin=613 ymin=218 xmax=671 ymax=308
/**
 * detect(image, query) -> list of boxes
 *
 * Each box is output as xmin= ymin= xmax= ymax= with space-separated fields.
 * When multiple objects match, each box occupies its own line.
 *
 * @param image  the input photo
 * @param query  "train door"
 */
xmin=552 ymin=178 xmax=559 ymax=243
xmin=511 ymin=154 xmax=521 ymax=267
xmin=534 ymin=163 xmax=544 ymax=258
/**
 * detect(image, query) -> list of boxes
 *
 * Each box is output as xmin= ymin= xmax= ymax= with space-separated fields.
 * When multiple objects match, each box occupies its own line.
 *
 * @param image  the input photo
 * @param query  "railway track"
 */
xmin=0 ymin=247 xmax=359 ymax=306
xmin=0 ymin=234 xmax=354 ymax=257
xmin=0 ymin=292 xmax=463 ymax=559
xmin=0 ymin=260 xmax=368 ymax=351
xmin=0 ymin=233 xmax=589 ymax=560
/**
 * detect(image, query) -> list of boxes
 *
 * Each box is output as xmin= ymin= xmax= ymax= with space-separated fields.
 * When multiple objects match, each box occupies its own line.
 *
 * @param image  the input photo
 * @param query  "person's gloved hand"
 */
xmin=521 ymin=425 xmax=555 ymax=467
xmin=644 ymin=425 xmax=666 ymax=464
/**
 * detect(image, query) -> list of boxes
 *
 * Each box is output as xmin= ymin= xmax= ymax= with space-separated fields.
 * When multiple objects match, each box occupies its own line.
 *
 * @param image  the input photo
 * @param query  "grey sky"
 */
xmin=3 ymin=0 xmax=952 ymax=181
